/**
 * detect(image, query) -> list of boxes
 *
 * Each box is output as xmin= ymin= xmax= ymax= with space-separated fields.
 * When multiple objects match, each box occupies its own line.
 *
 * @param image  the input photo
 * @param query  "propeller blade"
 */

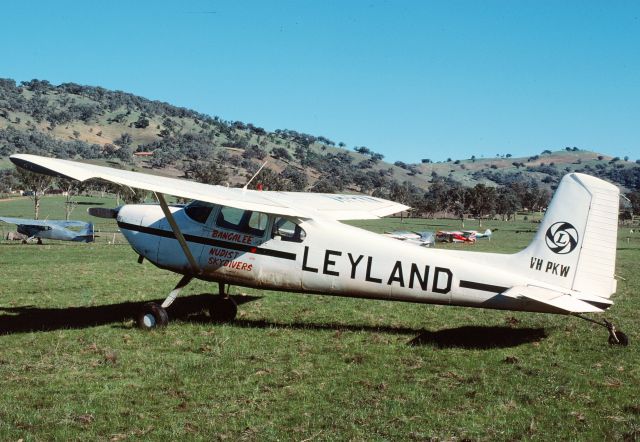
xmin=88 ymin=207 xmax=119 ymax=219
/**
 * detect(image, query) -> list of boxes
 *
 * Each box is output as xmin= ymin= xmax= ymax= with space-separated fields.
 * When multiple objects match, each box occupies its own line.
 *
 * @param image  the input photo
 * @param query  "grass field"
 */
xmin=1 ymin=196 xmax=639 ymax=440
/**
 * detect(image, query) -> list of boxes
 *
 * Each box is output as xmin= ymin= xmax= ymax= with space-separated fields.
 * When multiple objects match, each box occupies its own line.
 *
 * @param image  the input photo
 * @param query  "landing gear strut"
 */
xmin=209 ymin=283 xmax=237 ymax=323
xmin=574 ymin=314 xmax=629 ymax=346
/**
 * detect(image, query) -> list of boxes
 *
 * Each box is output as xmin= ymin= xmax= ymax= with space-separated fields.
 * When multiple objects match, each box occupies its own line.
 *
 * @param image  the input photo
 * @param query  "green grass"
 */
xmin=1 ymin=197 xmax=639 ymax=440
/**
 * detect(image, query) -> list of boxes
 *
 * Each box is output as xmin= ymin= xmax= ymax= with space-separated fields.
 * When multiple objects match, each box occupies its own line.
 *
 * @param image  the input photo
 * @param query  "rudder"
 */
xmin=516 ymin=173 xmax=619 ymax=298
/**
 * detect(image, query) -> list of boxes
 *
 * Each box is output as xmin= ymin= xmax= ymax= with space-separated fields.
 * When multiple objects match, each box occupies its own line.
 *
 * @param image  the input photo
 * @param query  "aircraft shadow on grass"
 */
xmin=0 ymin=294 xmax=546 ymax=349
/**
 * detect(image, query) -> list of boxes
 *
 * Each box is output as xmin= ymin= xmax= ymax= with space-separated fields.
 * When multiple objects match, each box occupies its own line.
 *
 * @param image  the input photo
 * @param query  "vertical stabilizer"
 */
xmin=516 ymin=173 xmax=619 ymax=298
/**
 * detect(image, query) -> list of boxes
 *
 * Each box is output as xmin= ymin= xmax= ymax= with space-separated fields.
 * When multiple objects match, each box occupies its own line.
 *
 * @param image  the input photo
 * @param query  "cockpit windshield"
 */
xmin=184 ymin=200 xmax=214 ymax=224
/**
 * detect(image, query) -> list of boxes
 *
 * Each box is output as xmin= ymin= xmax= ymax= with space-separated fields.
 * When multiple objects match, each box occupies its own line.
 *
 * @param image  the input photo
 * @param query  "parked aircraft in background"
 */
xmin=8 ymin=154 xmax=628 ymax=346
xmin=0 ymin=217 xmax=94 ymax=244
xmin=385 ymin=230 xmax=435 ymax=247
xmin=436 ymin=229 xmax=492 ymax=243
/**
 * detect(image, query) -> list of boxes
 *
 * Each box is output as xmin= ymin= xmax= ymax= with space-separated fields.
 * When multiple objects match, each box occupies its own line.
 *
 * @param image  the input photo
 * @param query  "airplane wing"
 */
xmin=502 ymin=285 xmax=611 ymax=313
xmin=0 ymin=217 xmax=89 ymax=228
xmin=10 ymin=154 xmax=409 ymax=221
xmin=0 ymin=217 xmax=52 ymax=227
xmin=45 ymin=220 xmax=92 ymax=228
xmin=384 ymin=231 xmax=421 ymax=240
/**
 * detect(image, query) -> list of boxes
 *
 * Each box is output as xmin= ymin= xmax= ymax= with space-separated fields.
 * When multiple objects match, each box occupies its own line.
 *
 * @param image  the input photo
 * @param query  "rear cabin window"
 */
xmin=272 ymin=217 xmax=306 ymax=242
xmin=216 ymin=206 xmax=268 ymax=237
xmin=184 ymin=201 xmax=214 ymax=224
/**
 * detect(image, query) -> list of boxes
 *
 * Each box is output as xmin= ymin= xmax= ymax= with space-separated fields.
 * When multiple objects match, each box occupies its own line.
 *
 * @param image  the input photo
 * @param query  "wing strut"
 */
xmin=154 ymin=192 xmax=201 ymax=275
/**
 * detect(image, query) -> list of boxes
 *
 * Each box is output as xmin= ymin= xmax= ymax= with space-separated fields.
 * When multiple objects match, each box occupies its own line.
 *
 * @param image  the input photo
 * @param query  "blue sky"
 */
xmin=1 ymin=0 xmax=638 ymax=162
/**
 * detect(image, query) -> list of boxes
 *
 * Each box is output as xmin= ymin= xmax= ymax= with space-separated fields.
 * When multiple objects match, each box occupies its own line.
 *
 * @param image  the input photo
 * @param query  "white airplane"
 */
xmin=9 ymin=154 xmax=628 ymax=345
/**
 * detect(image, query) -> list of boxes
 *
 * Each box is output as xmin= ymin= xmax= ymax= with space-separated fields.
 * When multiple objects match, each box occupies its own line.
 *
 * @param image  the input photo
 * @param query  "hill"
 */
xmin=1 ymin=78 xmax=639 ymax=217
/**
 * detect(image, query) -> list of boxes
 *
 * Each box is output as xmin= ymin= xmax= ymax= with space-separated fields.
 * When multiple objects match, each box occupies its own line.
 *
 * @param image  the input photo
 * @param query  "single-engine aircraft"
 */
xmin=9 ymin=154 xmax=628 ymax=345
xmin=385 ymin=230 xmax=435 ymax=247
xmin=436 ymin=229 xmax=492 ymax=243
xmin=0 ymin=216 xmax=94 ymax=244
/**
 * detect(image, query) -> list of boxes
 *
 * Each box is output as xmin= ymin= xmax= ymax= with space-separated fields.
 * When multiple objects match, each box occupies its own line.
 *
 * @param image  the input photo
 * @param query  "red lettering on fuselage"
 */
xmin=207 ymin=256 xmax=253 ymax=271
xmin=211 ymin=230 xmax=255 ymax=244
xmin=209 ymin=247 xmax=239 ymax=259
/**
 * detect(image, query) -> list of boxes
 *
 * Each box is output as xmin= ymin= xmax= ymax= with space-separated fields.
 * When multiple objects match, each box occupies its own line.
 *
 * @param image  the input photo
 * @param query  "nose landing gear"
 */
xmin=136 ymin=278 xmax=238 ymax=329
xmin=136 ymin=275 xmax=192 ymax=330
xmin=137 ymin=302 xmax=169 ymax=330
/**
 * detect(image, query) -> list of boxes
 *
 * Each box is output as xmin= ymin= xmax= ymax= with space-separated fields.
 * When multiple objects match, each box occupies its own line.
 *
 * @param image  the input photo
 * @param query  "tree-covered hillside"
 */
xmin=1 ymin=78 xmax=639 ymax=218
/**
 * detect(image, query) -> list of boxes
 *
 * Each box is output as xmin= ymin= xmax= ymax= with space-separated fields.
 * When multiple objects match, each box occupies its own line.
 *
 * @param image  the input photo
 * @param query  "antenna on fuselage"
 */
xmin=242 ymin=161 xmax=268 ymax=192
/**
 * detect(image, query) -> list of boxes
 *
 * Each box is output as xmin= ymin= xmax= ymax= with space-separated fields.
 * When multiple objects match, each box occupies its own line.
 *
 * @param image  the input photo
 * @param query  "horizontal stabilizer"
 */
xmin=503 ymin=285 xmax=610 ymax=313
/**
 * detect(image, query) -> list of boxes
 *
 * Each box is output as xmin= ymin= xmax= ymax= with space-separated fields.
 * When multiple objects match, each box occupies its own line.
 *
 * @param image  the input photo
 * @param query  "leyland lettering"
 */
xmin=302 ymin=246 xmax=452 ymax=293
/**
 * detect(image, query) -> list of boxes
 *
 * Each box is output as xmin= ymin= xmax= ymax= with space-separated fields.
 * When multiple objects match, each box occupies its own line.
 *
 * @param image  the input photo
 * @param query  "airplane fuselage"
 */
xmin=117 ymin=203 xmax=570 ymax=314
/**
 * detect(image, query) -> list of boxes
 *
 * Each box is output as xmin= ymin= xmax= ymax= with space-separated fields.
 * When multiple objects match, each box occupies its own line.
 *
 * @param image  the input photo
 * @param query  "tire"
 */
xmin=137 ymin=302 xmax=169 ymax=330
xmin=608 ymin=331 xmax=629 ymax=346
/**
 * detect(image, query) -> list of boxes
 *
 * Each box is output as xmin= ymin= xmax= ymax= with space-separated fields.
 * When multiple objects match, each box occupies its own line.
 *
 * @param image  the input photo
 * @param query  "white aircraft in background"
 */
xmin=384 ymin=230 xmax=435 ymax=247
xmin=0 ymin=217 xmax=94 ymax=244
xmin=9 ymin=154 xmax=628 ymax=345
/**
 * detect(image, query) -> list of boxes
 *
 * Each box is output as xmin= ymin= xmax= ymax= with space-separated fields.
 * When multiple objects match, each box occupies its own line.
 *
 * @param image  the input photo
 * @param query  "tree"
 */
xmin=115 ymin=145 xmax=132 ymax=162
xmin=449 ymin=184 xmax=471 ymax=228
xmin=114 ymin=132 xmax=133 ymax=148
xmin=16 ymin=168 xmax=53 ymax=219
xmin=243 ymin=145 xmax=267 ymax=161
xmin=469 ymin=184 xmax=496 ymax=226
xmin=134 ymin=115 xmax=150 ymax=129
xmin=57 ymin=178 xmax=78 ymax=221
xmin=271 ymin=147 xmax=292 ymax=161
xmin=280 ymin=166 xmax=308 ymax=191
xmin=311 ymin=178 xmax=338 ymax=193
xmin=627 ymin=191 xmax=640 ymax=215
xmin=495 ymin=186 xmax=520 ymax=221
xmin=0 ymin=169 xmax=19 ymax=193
xmin=183 ymin=161 xmax=229 ymax=185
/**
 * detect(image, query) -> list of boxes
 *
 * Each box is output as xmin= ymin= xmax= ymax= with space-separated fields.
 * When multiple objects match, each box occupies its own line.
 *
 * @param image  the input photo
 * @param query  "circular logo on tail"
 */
xmin=545 ymin=222 xmax=579 ymax=254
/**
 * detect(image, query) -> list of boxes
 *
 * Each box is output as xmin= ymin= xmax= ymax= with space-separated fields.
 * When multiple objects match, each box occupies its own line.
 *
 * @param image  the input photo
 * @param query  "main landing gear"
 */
xmin=136 ymin=277 xmax=238 ymax=330
xmin=574 ymin=314 xmax=629 ymax=346
xmin=209 ymin=283 xmax=237 ymax=323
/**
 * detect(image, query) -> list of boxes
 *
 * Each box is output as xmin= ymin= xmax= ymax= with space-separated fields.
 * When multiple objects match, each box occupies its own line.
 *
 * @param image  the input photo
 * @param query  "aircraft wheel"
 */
xmin=210 ymin=296 xmax=237 ymax=323
xmin=608 ymin=330 xmax=629 ymax=346
xmin=137 ymin=302 xmax=169 ymax=330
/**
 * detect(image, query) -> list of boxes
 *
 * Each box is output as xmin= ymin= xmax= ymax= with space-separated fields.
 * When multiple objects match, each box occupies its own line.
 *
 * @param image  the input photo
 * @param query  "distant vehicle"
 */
xmin=0 ymin=217 xmax=94 ymax=244
xmin=385 ymin=230 xmax=435 ymax=247
xmin=436 ymin=229 xmax=492 ymax=243
xmin=7 ymin=154 xmax=629 ymax=345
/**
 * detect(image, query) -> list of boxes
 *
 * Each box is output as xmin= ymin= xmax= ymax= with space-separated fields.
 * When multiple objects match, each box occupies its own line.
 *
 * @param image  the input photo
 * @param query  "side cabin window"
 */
xmin=272 ymin=217 xmax=306 ymax=242
xmin=216 ymin=206 xmax=268 ymax=237
xmin=184 ymin=200 xmax=214 ymax=224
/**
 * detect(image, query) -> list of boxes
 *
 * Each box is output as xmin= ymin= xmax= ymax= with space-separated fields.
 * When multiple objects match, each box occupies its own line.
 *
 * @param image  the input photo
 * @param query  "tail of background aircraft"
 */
xmin=74 ymin=223 xmax=95 ymax=242
xmin=516 ymin=173 xmax=619 ymax=298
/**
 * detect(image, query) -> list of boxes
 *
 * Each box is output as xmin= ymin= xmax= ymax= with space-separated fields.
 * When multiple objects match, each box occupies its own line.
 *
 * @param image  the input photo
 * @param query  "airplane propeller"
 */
xmin=88 ymin=207 xmax=120 ymax=219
